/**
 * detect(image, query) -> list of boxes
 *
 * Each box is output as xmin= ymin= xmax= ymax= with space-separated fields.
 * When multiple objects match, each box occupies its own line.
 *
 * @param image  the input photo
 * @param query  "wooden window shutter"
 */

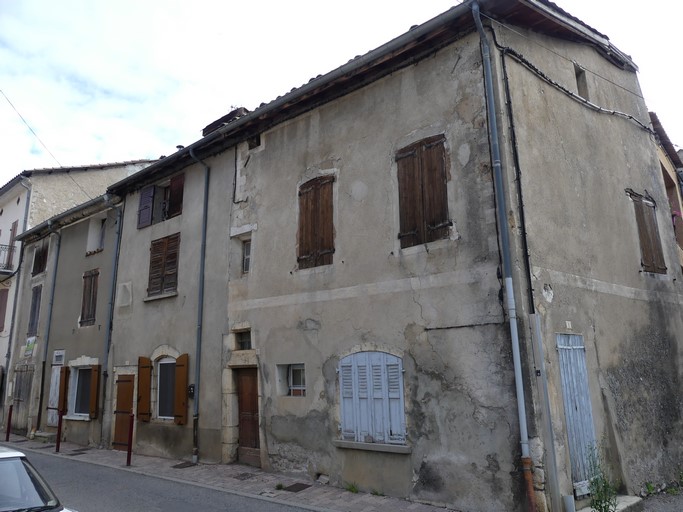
xmin=340 ymin=362 xmax=355 ymax=440
xmin=396 ymin=147 xmax=423 ymax=248
xmin=80 ymin=270 xmax=99 ymax=326
xmin=89 ymin=365 xmax=101 ymax=419
xmin=318 ymin=176 xmax=335 ymax=266
xmin=58 ymin=366 xmax=70 ymax=414
xmin=137 ymin=356 xmax=152 ymax=422
xmin=163 ymin=233 xmax=180 ymax=293
xmin=137 ymin=186 xmax=155 ymax=229
xmin=174 ymin=353 xmax=189 ymax=425
xmin=8 ymin=220 xmax=17 ymax=266
xmin=298 ymin=181 xmax=316 ymax=268
xmin=148 ymin=238 xmax=167 ymax=296
xmin=643 ymin=202 xmax=666 ymax=273
xmin=421 ymin=136 xmax=450 ymax=243
xmin=0 ymin=288 xmax=8 ymax=331
xmin=166 ymin=174 xmax=185 ymax=219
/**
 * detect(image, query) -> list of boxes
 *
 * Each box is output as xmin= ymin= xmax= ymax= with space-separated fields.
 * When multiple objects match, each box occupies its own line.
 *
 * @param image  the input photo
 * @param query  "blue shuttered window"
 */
xmin=339 ymin=352 xmax=406 ymax=444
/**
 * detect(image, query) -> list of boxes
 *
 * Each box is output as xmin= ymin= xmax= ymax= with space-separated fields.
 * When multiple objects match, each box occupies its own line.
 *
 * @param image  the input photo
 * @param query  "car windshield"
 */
xmin=0 ymin=457 xmax=61 ymax=512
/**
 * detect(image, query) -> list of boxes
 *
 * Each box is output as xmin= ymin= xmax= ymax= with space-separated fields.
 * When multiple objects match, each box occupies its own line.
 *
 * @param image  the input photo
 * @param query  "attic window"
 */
xmin=247 ymin=134 xmax=261 ymax=150
xmin=574 ymin=63 xmax=589 ymax=100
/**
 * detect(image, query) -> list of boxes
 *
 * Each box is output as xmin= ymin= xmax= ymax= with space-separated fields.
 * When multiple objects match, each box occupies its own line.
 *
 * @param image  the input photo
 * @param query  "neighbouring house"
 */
xmin=1 ymin=160 xmax=152 ymax=431
xmin=6 ymin=2 xmax=683 ymax=511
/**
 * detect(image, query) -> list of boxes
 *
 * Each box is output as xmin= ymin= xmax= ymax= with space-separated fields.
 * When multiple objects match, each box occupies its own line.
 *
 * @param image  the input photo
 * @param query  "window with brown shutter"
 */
xmin=396 ymin=135 xmax=451 ymax=248
xmin=80 ymin=269 xmax=99 ymax=326
xmin=137 ymin=356 xmax=152 ymax=422
xmin=174 ymin=354 xmax=189 ymax=425
xmin=297 ymin=175 xmax=335 ymax=269
xmin=137 ymin=174 xmax=185 ymax=229
xmin=628 ymin=190 xmax=666 ymax=274
xmin=89 ymin=364 xmax=101 ymax=419
xmin=147 ymin=233 xmax=180 ymax=296
xmin=31 ymin=240 xmax=49 ymax=275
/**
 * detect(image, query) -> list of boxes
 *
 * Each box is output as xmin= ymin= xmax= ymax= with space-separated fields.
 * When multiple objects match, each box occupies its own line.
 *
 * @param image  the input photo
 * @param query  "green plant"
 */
xmin=275 ymin=483 xmax=284 ymax=490
xmin=345 ymin=482 xmax=359 ymax=494
xmin=588 ymin=444 xmax=617 ymax=512
xmin=665 ymin=486 xmax=679 ymax=496
xmin=371 ymin=489 xmax=384 ymax=496
xmin=645 ymin=481 xmax=655 ymax=495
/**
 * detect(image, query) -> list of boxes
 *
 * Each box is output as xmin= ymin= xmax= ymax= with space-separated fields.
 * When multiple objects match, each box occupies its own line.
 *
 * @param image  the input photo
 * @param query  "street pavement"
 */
xmin=4 ymin=432 xmax=673 ymax=511
xmin=1 ymin=433 xmax=447 ymax=512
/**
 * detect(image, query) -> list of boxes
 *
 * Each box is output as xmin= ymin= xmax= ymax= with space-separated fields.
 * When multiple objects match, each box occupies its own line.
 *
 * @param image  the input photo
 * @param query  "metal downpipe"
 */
xmin=188 ymin=149 xmax=210 ymax=464
xmin=471 ymin=2 xmax=535 ymax=510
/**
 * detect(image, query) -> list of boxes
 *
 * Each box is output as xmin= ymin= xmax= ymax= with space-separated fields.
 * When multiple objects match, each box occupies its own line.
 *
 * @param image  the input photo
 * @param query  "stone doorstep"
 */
xmin=32 ymin=431 xmax=57 ymax=443
xmin=577 ymin=495 xmax=643 ymax=512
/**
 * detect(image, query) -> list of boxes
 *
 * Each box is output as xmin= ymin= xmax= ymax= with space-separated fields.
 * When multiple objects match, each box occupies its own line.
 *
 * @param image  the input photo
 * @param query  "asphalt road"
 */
xmin=27 ymin=450 xmax=309 ymax=512
xmin=641 ymin=492 xmax=683 ymax=512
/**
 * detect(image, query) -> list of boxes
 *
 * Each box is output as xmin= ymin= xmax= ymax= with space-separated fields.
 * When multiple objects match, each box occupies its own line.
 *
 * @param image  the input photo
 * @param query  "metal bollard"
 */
xmin=126 ymin=413 xmax=134 ymax=466
xmin=56 ymin=410 xmax=63 ymax=453
xmin=4 ymin=404 xmax=12 ymax=441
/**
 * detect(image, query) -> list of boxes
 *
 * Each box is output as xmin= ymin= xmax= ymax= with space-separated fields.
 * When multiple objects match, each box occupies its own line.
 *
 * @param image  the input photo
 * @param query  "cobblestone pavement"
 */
xmin=1 ymin=433 xmax=452 ymax=512
xmin=640 ymin=492 xmax=683 ymax=512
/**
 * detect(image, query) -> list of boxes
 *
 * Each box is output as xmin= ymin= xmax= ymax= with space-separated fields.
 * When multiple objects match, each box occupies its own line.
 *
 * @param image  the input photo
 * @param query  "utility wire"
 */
xmin=1 ymin=88 xmax=63 ymax=167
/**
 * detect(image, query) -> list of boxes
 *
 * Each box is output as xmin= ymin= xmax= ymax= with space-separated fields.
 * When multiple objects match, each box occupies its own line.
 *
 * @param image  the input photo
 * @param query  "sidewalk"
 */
xmin=1 ymin=433 xmax=451 ymax=512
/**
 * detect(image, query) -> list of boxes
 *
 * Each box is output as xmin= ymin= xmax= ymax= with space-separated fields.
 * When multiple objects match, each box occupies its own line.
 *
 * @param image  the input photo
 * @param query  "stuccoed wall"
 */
xmin=112 ymin=154 xmax=230 ymax=462
xmin=494 ymin=24 xmax=683 ymax=497
xmin=226 ymin=33 xmax=523 ymax=511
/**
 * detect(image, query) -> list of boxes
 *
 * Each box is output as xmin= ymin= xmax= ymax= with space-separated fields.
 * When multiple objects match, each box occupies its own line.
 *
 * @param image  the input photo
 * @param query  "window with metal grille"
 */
xmin=80 ymin=269 xmax=99 ymax=326
xmin=627 ymin=189 xmax=666 ymax=274
xmin=297 ymin=175 xmax=334 ymax=269
xmin=235 ymin=330 xmax=252 ymax=350
xmin=396 ymin=135 xmax=451 ymax=248
xmin=289 ymin=364 xmax=306 ymax=396
xmin=242 ymin=240 xmax=251 ymax=274
xmin=339 ymin=352 xmax=406 ymax=444
xmin=147 ymin=233 xmax=180 ymax=296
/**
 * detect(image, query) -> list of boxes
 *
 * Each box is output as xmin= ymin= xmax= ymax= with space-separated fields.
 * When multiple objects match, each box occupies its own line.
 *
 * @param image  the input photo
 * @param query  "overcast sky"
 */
xmin=1 ymin=1 xmax=681 ymax=186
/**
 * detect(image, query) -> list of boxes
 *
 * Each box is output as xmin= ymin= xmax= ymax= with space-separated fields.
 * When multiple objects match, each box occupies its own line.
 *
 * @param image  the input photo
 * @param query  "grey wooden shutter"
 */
xmin=396 ymin=147 xmax=423 ymax=248
xmin=386 ymin=358 xmax=405 ymax=443
xmin=80 ymin=270 xmax=99 ymax=326
xmin=422 ymin=136 xmax=450 ymax=242
xmin=137 ymin=186 xmax=155 ymax=229
xmin=340 ymin=362 xmax=355 ymax=440
xmin=166 ymin=174 xmax=185 ymax=219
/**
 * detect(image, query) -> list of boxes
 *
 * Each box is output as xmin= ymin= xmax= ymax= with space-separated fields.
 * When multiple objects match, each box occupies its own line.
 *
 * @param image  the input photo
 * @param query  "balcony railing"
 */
xmin=0 ymin=244 xmax=17 ymax=272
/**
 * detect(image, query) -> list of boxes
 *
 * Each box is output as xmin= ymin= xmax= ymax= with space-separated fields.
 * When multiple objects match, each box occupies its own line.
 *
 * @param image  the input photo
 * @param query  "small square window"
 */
xmin=235 ymin=330 xmax=252 ymax=350
xmin=242 ymin=240 xmax=251 ymax=274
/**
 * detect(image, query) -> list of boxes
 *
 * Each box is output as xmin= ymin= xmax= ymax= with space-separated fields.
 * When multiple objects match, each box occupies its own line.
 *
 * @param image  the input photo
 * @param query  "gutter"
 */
xmin=471 ymin=3 xmax=536 ymax=511
xmin=188 ymin=149 xmax=210 ymax=464
xmin=35 ymin=222 xmax=62 ymax=430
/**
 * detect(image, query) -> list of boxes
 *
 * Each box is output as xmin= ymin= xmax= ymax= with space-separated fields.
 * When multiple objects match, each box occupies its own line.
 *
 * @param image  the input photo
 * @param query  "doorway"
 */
xmin=235 ymin=368 xmax=260 ymax=467
xmin=113 ymin=374 xmax=134 ymax=451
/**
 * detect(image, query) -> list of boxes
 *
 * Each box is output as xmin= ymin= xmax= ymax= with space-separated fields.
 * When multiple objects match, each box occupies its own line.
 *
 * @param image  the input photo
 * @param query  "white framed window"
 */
xmin=339 ymin=352 xmax=406 ymax=445
xmin=62 ymin=362 xmax=100 ymax=420
xmin=157 ymin=357 xmax=176 ymax=419
xmin=242 ymin=239 xmax=251 ymax=274
xmin=289 ymin=364 xmax=306 ymax=396
xmin=276 ymin=363 xmax=306 ymax=397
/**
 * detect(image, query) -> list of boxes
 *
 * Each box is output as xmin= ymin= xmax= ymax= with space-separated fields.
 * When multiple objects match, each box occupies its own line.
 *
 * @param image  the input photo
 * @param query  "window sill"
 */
xmin=399 ymin=238 xmax=452 ymax=256
xmin=143 ymin=291 xmax=178 ymax=302
xmin=64 ymin=414 xmax=90 ymax=422
xmin=86 ymin=248 xmax=104 ymax=256
xmin=332 ymin=440 xmax=411 ymax=454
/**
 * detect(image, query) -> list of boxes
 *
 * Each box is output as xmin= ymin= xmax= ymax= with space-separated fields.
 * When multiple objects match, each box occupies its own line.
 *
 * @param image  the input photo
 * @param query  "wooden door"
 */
xmin=236 ymin=368 xmax=260 ymax=467
xmin=113 ymin=374 xmax=134 ymax=451
xmin=12 ymin=364 xmax=34 ymax=435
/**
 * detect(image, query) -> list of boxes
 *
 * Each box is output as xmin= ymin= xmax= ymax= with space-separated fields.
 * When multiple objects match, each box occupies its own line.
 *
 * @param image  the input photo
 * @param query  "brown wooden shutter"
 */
xmin=174 ymin=353 xmax=189 ymax=425
xmin=166 ymin=174 xmax=185 ymax=219
xmin=137 ymin=356 xmax=152 ymax=422
xmin=422 ymin=136 xmax=450 ymax=243
xmin=643 ymin=201 xmax=666 ymax=273
xmin=633 ymin=196 xmax=656 ymax=272
xmin=148 ymin=239 xmax=166 ymax=295
xmin=396 ymin=147 xmax=423 ymax=248
xmin=89 ymin=364 xmax=101 ymax=419
xmin=318 ymin=176 xmax=335 ymax=266
xmin=163 ymin=233 xmax=180 ymax=293
xmin=80 ymin=270 xmax=99 ymax=326
xmin=0 ymin=288 xmax=9 ymax=331
xmin=137 ymin=186 xmax=155 ymax=229
xmin=58 ymin=366 xmax=70 ymax=414
xmin=298 ymin=181 xmax=316 ymax=269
